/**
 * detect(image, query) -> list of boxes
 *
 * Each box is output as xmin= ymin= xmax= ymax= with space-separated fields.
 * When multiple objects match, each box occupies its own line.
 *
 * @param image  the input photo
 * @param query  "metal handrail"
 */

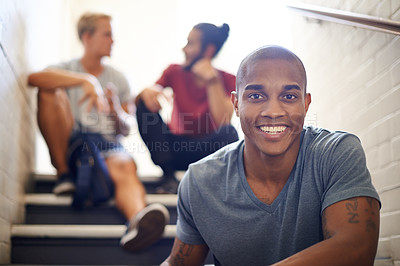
xmin=286 ymin=1 xmax=400 ymax=35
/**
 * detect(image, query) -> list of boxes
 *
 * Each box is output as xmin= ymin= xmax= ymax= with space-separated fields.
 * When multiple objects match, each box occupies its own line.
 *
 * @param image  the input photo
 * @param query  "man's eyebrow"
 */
xmin=244 ymin=84 xmax=264 ymax=91
xmin=284 ymin=84 xmax=301 ymax=91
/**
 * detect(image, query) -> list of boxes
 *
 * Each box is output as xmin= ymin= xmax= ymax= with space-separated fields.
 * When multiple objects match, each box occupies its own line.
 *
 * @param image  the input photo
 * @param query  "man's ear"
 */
xmin=203 ymin=44 xmax=216 ymax=59
xmin=231 ymin=91 xmax=239 ymax=117
xmin=304 ymin=93 xmax=312 ymax=113
xmin=81 ymin=32 xmax=91 ymax=44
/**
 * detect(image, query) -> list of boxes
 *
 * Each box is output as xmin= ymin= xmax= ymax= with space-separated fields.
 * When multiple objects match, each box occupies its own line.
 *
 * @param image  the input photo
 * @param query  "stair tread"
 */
xmin=25 ymin=193 xmax=178 ymax=207
xmin=32 ymin=171 xmax=186 ymax=182
xmin=11 ymin=224 xmax=176 ymax=238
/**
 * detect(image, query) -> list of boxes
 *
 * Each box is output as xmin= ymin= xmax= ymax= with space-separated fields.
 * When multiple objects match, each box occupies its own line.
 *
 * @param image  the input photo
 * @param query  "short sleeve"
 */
xmin=155 ymin=64 xmax=175 ymax=88
xmin=220 ymin=71 xmax=236 ymax=96
xmin=320 ymin=133 xmax=380 ymax=212
xmin=176 ymin=170 xmax=207 ymax=245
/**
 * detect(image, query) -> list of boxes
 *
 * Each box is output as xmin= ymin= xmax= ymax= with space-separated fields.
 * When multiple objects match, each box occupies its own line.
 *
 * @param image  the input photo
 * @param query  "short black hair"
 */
xmin=236 ymin=45 xmax=307 ymax=93
xmin=193 ymin=23 xmax=230 ymax=58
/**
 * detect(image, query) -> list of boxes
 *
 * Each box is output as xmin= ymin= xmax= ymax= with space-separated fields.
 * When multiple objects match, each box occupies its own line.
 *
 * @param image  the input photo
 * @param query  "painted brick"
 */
xmin=380 ymin=187 xmax=400 ymax=213
xmin=390 ymin=60 xmax=400 ymax=88
xmin=391 ymin=236 xmax=400 ymax=260
xmin=380 ymin=212 xmax=400 ymax=238
xmin=0 ymin=194 xmax=11 ymax=222
xmin=361 ymin=32 xmax=388 ymax=63
xmin=375 ymin=38 xmax=400 ymax=76
xmin=374 ymin=259 xmax=396 ymax=266
xmin=377 ymin=238 xmax=392 ymax=260
xmin=392 ymin=137 xmax=400 ymax=161
xmin=354 ymin=0 xmax=379 ymax=15
xmin=371 ymin=163 xmax=400 ymax=192
xmin=392 ymin=8 xmax=400 ymax=21
xmin=0 ymin=242 xmax=10 ymax=265
xmin=365 ymin=71 xmax=392 ymax=106
xmin=372 ymin=0 xmax=393 ymax=19
xmin=0 ymin=217 xmax=10 ymax=244
xmin=378 ymin=142 xmax=392 ymax=168
xmin=366 ymin=147 xmax=380 ymax=171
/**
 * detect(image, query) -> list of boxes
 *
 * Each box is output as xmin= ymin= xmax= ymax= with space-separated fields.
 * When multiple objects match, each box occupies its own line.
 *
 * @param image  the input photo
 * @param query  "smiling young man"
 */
xmin=161 ymin=45 xmax=380 ymax=266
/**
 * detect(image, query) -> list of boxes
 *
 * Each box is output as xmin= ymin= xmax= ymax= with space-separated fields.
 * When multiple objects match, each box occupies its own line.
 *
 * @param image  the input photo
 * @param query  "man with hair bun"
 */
xmin=161 ymin=45 xmax=380 ymax=266
xmin=135 ymin=23 xmax=238 ymax=194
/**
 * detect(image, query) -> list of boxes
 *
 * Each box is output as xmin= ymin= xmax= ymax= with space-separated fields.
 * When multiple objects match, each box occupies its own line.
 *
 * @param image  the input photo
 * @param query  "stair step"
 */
xmin=25 ymin=194 xmax=178 ymax=225
xmin=25 ymin=193 xmax=178 ymax=206
xmin=11 ymin=224 xmax=176 ymax=238
xmin=12 ymin=173 xmax=189 ymax=265
xmin=31 ymin=173 xmax=164 ymax=194
xmin=11 ymin=224 xmax=180 ymax=265
xmin=11 ymin=224 xmax=214 ymax=265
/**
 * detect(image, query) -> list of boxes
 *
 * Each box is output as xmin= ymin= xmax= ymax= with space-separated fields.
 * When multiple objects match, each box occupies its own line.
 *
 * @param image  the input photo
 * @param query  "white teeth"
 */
xmin=259 ymin=126 xmax=287 ymax=134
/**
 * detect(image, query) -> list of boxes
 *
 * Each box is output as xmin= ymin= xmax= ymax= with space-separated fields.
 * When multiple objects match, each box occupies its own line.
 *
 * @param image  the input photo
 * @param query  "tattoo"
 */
xmin=366 ymin=218 xmax=377 ymax=232
xmin=172 ymin=242 xmax=194 ymax=266
xmin=322 ymin=211 xmax=333 ymax=239
xmin=364 ymin=197 xmax=378 ymax=233
xmin=366 ymin=197 xmax=373 ymax=208
xmin=345 ymin=198 xmax=360 ymax=224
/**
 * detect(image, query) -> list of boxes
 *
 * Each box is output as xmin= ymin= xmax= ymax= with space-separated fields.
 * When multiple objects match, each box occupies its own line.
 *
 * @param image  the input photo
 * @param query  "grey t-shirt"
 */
xmin=176 ymin=126 xmax=380 ymax=266
xmin=50 ymin=59 xmax=131 ymax=141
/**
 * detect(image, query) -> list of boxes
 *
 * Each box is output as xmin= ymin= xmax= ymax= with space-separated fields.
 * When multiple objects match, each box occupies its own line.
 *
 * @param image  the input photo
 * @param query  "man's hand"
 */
xmin=139 ymin=86 xmax=164 ymax=113
xmin=191 ymin=58 xmax=218 ymax=84
xmin=78 ymin=75 xmax=109 ymax=112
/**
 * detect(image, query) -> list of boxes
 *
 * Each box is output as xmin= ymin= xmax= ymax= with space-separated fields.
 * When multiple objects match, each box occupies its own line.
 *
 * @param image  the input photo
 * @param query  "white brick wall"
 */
xmin=291 ymin=0 xmax=400 ymax=264
xmin=0 ymin=0 xmax=68 ymax=263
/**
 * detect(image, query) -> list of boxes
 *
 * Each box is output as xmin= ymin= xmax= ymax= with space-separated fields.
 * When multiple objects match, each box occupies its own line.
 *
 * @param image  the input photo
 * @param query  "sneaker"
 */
xmin=155 ymin=174 xmax=179 ymax=194
xmin=52 ymin=172 xmax=75 ymax=195
xmin=120 ymin=203 xmax=170 ymax=251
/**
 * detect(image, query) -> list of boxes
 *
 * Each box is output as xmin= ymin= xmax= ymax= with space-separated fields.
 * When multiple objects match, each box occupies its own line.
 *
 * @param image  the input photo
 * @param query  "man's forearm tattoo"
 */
xmin=345 ymin=198 xmax=360 ymax=224
xmin=172 ymin=242 xmax=194 ymax=266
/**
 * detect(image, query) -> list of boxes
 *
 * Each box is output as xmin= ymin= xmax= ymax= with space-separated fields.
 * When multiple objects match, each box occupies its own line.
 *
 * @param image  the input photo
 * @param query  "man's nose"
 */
xmin=260 ymin=98 xmax=285 ymax=119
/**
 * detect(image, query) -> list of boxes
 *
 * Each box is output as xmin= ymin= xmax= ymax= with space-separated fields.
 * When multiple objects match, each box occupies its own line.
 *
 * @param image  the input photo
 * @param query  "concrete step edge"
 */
xmin=32 ymin=171 xmax=186 ymax=183
xmin=25 ymin=193 xmax=178 ymax=207
xmin=11 ymin=224 xmax=176 ymax=239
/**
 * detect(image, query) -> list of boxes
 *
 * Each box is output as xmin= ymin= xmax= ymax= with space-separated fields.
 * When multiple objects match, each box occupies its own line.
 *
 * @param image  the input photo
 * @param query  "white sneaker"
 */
xmin=120 ymin=203 xmax=170 ymax=251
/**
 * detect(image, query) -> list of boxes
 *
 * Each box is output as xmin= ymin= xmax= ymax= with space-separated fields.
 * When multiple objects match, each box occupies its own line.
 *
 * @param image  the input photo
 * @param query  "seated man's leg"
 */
xmin=105 ymin=153 xmax=146 ymax=219
xmin=37 ymin=89 xmax=75 ymax=194
xmin=155 ymin=125 xmax=238 ymax=194
xmin=136 ymin=99 xmax=176 ymax=175
xmin=172 ymin=124 xmax=239 ymax=171
xmin=106 ymin=153 xmax=169 ymax=251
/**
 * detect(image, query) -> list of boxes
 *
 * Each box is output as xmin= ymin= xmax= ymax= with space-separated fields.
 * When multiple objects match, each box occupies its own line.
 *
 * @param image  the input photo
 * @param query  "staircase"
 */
xmin=11 ymin=173 xmax=214 ymax=265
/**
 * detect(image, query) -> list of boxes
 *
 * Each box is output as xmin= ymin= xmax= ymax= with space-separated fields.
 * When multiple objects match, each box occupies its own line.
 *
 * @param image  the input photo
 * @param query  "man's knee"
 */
xmin=106 ymin=155 xmax=137 ymax=183
xmin=37 ymin=88 xmax=67 ymax=104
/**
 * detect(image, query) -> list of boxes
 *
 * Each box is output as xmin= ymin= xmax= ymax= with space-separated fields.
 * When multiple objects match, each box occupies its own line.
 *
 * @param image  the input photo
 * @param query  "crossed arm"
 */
xmin=28 ymin=68 xmax=132 ymax=135
xmin=161 ymin=196 xmax=380 ymax=266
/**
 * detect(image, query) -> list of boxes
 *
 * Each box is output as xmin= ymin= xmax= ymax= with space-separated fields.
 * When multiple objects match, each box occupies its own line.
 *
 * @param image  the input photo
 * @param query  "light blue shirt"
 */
xmin=51 ymin=59 xmax=131 ymax=141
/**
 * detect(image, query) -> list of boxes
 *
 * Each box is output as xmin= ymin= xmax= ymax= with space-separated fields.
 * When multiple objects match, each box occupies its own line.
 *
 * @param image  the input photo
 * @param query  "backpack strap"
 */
xmin=72 ymin=152 xmax=93 ymax=209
